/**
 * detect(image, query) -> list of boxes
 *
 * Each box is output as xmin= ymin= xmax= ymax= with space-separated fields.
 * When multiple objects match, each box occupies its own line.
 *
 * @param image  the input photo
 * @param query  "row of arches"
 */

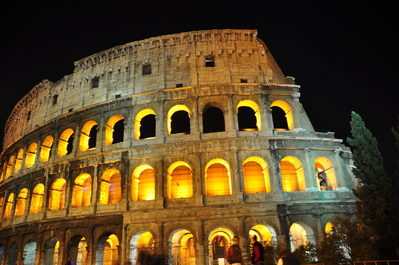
xmin=0 ymin=222 xmax=333 ymax=265
xmin=1 ymin=99 xmax=294 ymax=181
xmin=0 ymin=156 xmax=339 ymax=221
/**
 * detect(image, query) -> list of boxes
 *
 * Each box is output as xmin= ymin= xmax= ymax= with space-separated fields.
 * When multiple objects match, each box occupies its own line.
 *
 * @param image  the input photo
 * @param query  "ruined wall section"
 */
xmin=3 ymin=29 xmax=292 ymax=150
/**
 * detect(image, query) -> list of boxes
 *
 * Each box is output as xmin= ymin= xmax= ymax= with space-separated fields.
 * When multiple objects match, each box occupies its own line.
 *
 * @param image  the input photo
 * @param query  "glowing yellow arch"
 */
xmin=243 ymin=156 xmax=271 ymax=193
xmin=134 ymin=109 xmax=156 ymax=140
xmin=236 ymin=100 xmax=262 ymax=130
xmin=167 ymin=105 xmax=191 ymax=135
xmin=271 ymin=100 xmax=294 ymax=130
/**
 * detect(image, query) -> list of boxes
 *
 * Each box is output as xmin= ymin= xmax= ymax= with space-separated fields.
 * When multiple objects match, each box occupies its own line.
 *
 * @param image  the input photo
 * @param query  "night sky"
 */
xmin=1 ymin=2 xmax=398 ymax=184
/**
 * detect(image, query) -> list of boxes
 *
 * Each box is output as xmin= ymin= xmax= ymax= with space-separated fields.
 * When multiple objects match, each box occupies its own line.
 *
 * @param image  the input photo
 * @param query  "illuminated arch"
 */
xmin=134 ymin=109 xmax=156 ymax=140
xmin=5 ymin=156 xmax=15 ymax=179
xmin=167 ymin=105 xmax=191 ymax=135
xmin=25 ymin=142 xmax=38 ymax=168
xmin=14 ymin=149 xmax=24 ymax=174
xmin=68 ymin=235 xmax=88 ymax=265
xmin=99 ymin=168 xmax=122 ymax=204
xmin=314 ymin=157 xmax=338 ymax=190
xmin=79 ymin=120 xmax=98 ymax=151
xmin=105 ymin=115 xmax=125 ymax=145
xmin=280 ymin=156 xmax=306 ymax=192
xmin=30 ymin=183 xmax=44 ymax=214
xmin=40 ymin=135 xmax=54 ymax=163
xmin=271 ymin=100 xmax=294 ymax=130
xmin=208 ymin=227 xmax=235 ymax=264
xmin=44 ymin=237 xmax=60 ymax=265
xmin=3 ymin=193 xmax=14 ymax=220
xmin=15 ymin=188 xmax=29 ymax=217
xmin=72 ymin=173 xmax=92 ymax=207
xmin=97 ymin=233 xmax=120 ymax=265
xmin=243 ymin=157 xmax=271 ymax=193
xmin=132 ymin=165 xmax=155 ymax=201
xmin=23 ymin=239 xmax=37 ymax=265
xmin=249 ymin=224 xmax=277 ymax=245
xmin=169 ymin=229 xmax=196 ymax=265
xmin=167 ymin=161 xmax=193 ymax=199
xmin=289 ymin=223 xmax=315 ymax=250
xmin=205 ymin=159 xmax=232 ymax=196
xmin=130 ymin=231 xmax=155 ymax=265
xmin=236 ymin=100 xmax=262 ymax=131
xmin=58 ymin=128 xmax=75 ymax=157
xmin=49 ymin=178 xmax=67 ymax=211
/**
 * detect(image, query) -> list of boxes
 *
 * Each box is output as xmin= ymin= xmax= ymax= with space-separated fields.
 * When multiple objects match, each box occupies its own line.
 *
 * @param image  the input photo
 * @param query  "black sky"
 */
xmin=1 ymin=1 xmax=398 ymax=182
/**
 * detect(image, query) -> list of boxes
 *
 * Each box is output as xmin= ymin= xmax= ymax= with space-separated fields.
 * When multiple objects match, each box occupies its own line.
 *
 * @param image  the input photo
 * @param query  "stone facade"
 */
xmin=0 ymin=29 xmax=357 ymax=265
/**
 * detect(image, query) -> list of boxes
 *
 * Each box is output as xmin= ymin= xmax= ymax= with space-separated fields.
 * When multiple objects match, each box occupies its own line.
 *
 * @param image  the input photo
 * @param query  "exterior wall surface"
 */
xmin=0 ymin=29 xmax=357 ymax=265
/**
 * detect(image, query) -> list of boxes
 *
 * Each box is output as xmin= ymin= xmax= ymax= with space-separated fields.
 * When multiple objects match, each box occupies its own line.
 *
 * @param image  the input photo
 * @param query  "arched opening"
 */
xmin=314 ymin=157 xmax=338 ymax=191
xmin=249 ymin=224 xmax=277 ymax=246
xmin=280 ymin=156 xmax=306 ymax=192
xmin=40 ymin=135 xmax=54 ymax=163
xmin=171 ymin=111 xmax=190 ymax=134
xmin=205 ymin=159 xmax=231 ymax=196
xmin=237 ymin=100 xmax=261 ymax=131
xmin=49 ymin=178 xmax=66 ymax=211
xmin=3 ymin=193 xmax=14 ymax=220
xmin=105 ymin=115 xmax=125 ymax=145
xmin=134 ymin=109 xmax=156 ymax=140
xmin=68 ymin=235 xmax=88 ymax=265
xmin=23 ymin=239 xmax=37 ymax=265
xmin=15 ymin=149 xmax=24 ymax=173
xmin=6 ymin=241 xmax=18 ymax=265
xmin=208 ymin=227 xmax=234 ymax=265
xmin=58 ymin=128 xmax=75 ymax=157
xmin=44 ymin=237 xmax=59 ymax=265
xmin=243 ymin=157 xmax=271 ymax=193
xmin=203 ymin=106 xmax=225 ymax=133
xmin=169 ymin=229 xmax=196 ymax=265
xmin=271 ymin=106 xmax=288 ymax=130
xmin=99 ymin=168 xmax=122 ymax=204
xmin=168 ymin=105 xmax=191 ymax=135
xmin=25 ymin=143 xmax=38 ymax=168
xmin=80 ymin=121 xmax=98 ymax=151
xmin=96 ymin=234 xmax=120 ymax=265
xmin=140 ymin=115 xmax=156 ymax=139
xmin=5 ymin=156 xmax=15 ymax=179
xmin=72 ymin=173 xmax=92 ymax=207
xmin=289 ymin=223 xmax=315 ymax=250
xmin=132 ymin=165 xmax=155 ymax=201
xmin=30 ymin=183 xmax=44 ymax=213
xmin=129 ymin=231 xmax=155 ymax=265
xmin=167 ymin=162 xmax=193 ymax=199
xmin=15 ymin=188 xmax=29 ymax=217
xmin=271 ymin=100 xmax=294 ymax=130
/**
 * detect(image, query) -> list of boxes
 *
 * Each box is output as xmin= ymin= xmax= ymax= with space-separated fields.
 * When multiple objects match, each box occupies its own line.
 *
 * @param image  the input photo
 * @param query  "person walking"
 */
xmin=226 ymin=236 xmax=244 ymax=265
xmin=251 ymin=235 xmax=264 ymax=265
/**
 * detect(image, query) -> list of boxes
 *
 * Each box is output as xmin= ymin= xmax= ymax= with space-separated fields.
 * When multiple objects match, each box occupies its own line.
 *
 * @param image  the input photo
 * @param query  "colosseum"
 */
xmin=0 ymin=29 xmax=357 ymax=265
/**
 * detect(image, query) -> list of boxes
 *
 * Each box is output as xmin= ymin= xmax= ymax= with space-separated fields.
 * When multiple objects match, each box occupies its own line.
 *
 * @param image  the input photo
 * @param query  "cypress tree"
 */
xmin=347 ymin=111 xmax=399 ymax=258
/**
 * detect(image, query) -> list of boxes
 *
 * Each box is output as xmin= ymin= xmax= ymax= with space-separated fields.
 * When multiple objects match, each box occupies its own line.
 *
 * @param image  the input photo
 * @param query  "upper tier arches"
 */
xmin=3 ymin=29 xmax=297 ymax=150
